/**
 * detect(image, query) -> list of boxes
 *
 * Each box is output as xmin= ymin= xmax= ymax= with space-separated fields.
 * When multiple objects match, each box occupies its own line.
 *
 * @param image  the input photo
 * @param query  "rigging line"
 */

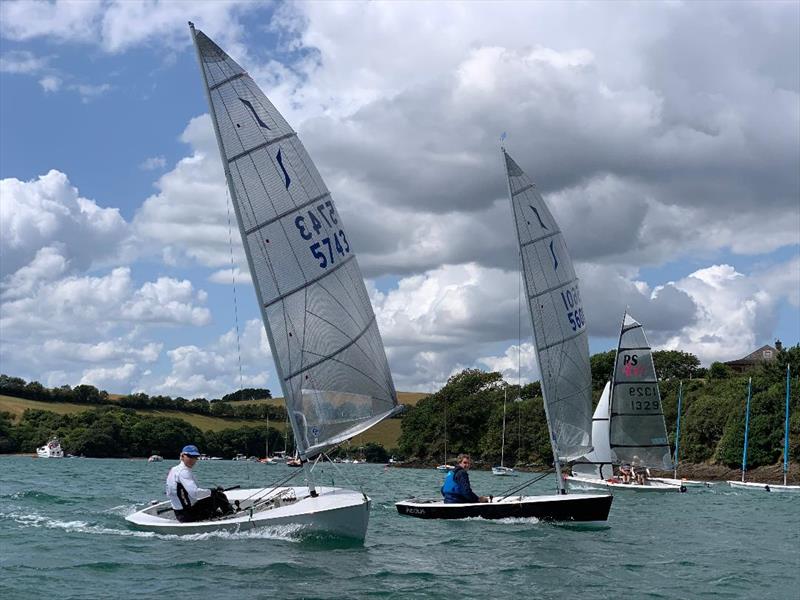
xmin=497 ymin=469 xmax=554 ymax=501
xmin=225 ymin=186 xmax=244 ymax=400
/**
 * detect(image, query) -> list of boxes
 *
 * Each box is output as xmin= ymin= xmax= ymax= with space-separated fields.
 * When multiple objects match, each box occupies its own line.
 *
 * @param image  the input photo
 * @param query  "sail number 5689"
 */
xmin=560 ymin=286 xmax=585 ymax=332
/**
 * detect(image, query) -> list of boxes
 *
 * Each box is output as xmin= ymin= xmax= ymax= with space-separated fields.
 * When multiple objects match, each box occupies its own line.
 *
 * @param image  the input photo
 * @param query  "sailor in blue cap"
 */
xmin=165 ymin=444 xmax=233 ymax=522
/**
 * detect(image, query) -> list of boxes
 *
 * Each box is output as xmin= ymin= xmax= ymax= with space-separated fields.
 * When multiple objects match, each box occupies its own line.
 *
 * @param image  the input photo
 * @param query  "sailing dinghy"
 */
xmin=397 ymin=150 xmax=612 ymax=523
xmin=127 ymin=24 xmax=401 ymax=540
xmin=728 ymin=366 xmax=799 ymax=493
xmin=566 ymin=313 xmax=685 ymax=493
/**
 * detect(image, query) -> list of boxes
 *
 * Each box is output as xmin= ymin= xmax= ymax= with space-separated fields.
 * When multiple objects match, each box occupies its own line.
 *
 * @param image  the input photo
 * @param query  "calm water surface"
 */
xmin=1 ymin=456 xmax=798 ymax=599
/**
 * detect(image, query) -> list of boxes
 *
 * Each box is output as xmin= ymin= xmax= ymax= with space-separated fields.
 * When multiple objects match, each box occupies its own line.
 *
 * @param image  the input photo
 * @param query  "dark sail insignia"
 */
xmin=276 ymin=148 xmax=291 ymax=189
xmin=549 ymin=239 xmax=558 ymax=270
xmin=239 ymin=97 xmax=270 ymax=129
xmin=529 ymin=205 xmax=548 ymax=229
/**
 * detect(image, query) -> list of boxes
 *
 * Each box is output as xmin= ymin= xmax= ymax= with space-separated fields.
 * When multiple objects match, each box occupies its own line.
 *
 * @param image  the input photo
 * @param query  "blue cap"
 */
xmin=182 ymin=445 xmax=201 ymax=456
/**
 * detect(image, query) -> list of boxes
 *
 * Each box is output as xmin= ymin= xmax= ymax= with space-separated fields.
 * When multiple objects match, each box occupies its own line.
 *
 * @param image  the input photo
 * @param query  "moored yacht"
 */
xmin=36 ymin=438 xmax=64 ymax=458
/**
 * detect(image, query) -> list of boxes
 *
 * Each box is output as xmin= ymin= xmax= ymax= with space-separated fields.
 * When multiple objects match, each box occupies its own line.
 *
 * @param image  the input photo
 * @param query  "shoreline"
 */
xmin=393 ymin=460 xmax=800 ymax=485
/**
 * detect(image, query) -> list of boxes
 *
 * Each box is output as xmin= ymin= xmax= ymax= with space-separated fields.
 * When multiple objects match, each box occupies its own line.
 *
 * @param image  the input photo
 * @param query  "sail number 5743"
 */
xmin=294 ymin=201 xmax=351 ymax=269
xmin=560 ymin=286 xmax=585 ymax=332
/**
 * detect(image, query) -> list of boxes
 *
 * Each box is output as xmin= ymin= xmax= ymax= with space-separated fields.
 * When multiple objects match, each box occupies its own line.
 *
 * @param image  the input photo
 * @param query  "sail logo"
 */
xmin=623 ymin=354 xmax=645 ymax=377
xmin=239 ymin=98 xmax=270 ymax=129
xmin=276 ymin=148 xmax=291 ymax=189
xmin=529 ymin=205 xmax=548 ymax=229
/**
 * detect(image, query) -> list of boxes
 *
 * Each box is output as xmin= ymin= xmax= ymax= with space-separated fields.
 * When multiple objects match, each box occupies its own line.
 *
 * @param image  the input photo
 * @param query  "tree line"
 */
xmin=0 ymin=376 xmax=284 ymax=421
xmin=397 ymin=347 xmax=800 ymax=469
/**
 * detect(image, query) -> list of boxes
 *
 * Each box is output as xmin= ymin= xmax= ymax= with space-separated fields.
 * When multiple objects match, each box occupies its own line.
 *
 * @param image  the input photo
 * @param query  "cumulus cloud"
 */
xmin=0 ymin=170 xmax=130 ymax=278
xmin=132 ymin=114 xmax=237 ymax=269
xmin=147 ymin=318 xmax=271 ymax=398
xmin=139 ymin=155 xmax=167 ymax=171
xmin=0 ymin=0 xmax=259 ymax=55
xmin=0 ymin=49 xmax=49 ymax=73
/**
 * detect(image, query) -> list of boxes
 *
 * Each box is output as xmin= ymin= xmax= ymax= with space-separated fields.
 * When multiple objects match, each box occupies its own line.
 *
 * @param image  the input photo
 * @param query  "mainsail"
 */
xmin=190 ymin=24 xmax=399 ymax=459
xmin=608 ymin=312 xmax=672 ymax=469
xmin=503 ymin=149 xmax=592 ymax=463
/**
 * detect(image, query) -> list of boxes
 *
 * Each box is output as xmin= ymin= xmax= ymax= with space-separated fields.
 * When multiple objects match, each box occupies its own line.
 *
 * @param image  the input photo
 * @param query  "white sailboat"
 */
xmin=127 ymin=24 xmax=401 ymax=540
xmin=492 ymin=387 xmax=517 ymax=476
xmin=397 ymin=149 xmax=612 ymax=522
xmin=567 ymin=313 xmax=684 ymax=492
xmin=728 ymin=366 xmax=799 ymax=493
xmin=435 ymin=394 xmax=454 ymax=471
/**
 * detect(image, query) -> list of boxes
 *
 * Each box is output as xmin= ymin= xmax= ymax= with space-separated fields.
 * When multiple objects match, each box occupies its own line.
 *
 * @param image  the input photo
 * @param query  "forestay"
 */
xmin=503 ymin=150 xmax=592 ymax=462
xmin=609 ymin=313 xmax=672 ymax=469
xmin=190 ymin=25 xmax=399 ymax=458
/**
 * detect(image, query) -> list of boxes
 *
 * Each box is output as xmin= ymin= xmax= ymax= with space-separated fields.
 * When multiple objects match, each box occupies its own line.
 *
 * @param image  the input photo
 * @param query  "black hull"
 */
xmin=396 ymin=494 xmax=613 ymax=522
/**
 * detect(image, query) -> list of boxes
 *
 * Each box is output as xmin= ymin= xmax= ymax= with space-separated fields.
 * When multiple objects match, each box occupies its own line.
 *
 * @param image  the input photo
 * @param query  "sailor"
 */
xmin=166 ymin=445 xmax=233 ymax=522
xmin=441 ymin=454 xmax=490 ymax=504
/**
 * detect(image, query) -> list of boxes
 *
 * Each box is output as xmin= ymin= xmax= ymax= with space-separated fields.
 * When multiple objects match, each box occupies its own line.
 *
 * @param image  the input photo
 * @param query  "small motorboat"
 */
xmin=148 ymin=455 xmax=164 ymax=463
xmin=36 ymin=438 xmax=64 ymax=458
xmin=396 ymin=493 xmax=612 ymax=523
xmin=492 ymin=465 xmax=517 ymax=477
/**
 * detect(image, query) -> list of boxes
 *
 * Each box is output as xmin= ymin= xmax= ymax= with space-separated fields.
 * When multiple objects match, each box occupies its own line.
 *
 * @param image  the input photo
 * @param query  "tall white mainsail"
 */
xmin=190 ymin=24 xmax=399 ymax=460
xmin=609 ymin=312 xmax=672 ymax=469
xmin=503 ymin=149 xmax=593 ymax=488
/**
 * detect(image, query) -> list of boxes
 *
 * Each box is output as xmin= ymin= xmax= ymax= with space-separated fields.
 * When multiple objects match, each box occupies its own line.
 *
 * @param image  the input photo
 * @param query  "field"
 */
xmin=0 ymin=391 xmax=429 ymax=445
xmin=0 ymin=395 xmax=271 ymax=433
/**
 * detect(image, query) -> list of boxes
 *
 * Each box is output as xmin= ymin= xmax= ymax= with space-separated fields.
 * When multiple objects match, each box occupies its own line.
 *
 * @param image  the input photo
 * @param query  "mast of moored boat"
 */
xmin=500 ymin=386 xmax=507 ymax=468
xmin=741 ymin=377 xmax=752 ymax=483
xmin=673 ymin=381 xmax=683 ymax=480
xmin=783 ymin=365 xmax=791 ymax=487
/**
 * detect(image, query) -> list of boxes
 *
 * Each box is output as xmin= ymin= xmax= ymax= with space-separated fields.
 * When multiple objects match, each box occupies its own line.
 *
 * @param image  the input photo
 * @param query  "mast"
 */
xmin=673 ymin=381 xmax=683 ymax=480
xmin=444 ymin=396 xmax=448 ymax=466
xmin=783 ymin=365 xmax=791 ymax=487
xmin=500 ymin=386 xmax=507 ymax=468
xmin=741 ymin=377 xmax=752 ymax=483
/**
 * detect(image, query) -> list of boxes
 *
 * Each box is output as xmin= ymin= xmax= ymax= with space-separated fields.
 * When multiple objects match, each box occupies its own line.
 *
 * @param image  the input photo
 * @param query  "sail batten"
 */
xmin=191 ymin=25 xmax=398 ymax=459
xmin=608 ymin=312 xmax=672 ymax=469
xmin=503 ymin=149 xmax=592 ymax=464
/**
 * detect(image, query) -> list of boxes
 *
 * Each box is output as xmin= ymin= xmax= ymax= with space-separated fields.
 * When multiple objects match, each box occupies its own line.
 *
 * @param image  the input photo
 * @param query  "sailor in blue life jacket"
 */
xmin=441 ymin=454 xmax=490 ymax=504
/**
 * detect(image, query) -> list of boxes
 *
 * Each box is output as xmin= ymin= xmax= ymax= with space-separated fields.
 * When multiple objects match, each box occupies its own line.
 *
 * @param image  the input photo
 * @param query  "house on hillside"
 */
xmin=724 ymin=341 xmax=781 ymax=373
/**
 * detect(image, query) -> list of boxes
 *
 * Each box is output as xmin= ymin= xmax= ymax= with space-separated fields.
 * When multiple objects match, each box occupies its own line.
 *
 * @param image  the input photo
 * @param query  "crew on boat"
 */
xmin=166 ymin=445 xmax=234 ymax=522
xmin=619 ymin=463 xmax=632 ymax=483
xmin=441 ymin=453 xmax=490 ymax=504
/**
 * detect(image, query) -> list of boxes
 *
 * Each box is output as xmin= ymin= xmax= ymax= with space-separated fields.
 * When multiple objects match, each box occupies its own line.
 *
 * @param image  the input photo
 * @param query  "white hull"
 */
xmin=650 ymin=477 xmax=714 ymax=488
xmin=727 ymin=480 xmax=800 ymax=493
xmin=125 ymin=486 xmax=370 ymax=540
xmin=566 ymin=475 xmax=684 ymax=493
xmin=36 ymin=440 xmax=63 ymax=458
xmin=436 ymin=465 xmax=455 ymax=471
xmin=492 ymin=466 xmax=517 ymax=477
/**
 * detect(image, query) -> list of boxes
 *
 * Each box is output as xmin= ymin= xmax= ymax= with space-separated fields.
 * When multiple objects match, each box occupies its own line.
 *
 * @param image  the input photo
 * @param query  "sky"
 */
xmin=1 ymin=0 xmax=798 ymax=399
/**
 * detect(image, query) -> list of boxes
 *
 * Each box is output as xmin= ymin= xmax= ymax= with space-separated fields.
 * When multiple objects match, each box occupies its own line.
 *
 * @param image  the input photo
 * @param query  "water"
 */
xmin=1 ymin=456 xmax=798 ymax=599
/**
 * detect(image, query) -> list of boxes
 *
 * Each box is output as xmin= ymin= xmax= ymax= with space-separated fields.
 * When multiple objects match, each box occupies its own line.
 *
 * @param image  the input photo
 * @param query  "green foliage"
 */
xmin=653 ymin=350 xmax=701 ymax=380
xmin=590 ymin=350 xmax=615 ymax=390
xmin=709 ymin=362 xmax=732 ymax=379
xmin=221 ymin=388 xmax=272 ymax=402
xmin=399 ymin=347 xmax=799 ymax=468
